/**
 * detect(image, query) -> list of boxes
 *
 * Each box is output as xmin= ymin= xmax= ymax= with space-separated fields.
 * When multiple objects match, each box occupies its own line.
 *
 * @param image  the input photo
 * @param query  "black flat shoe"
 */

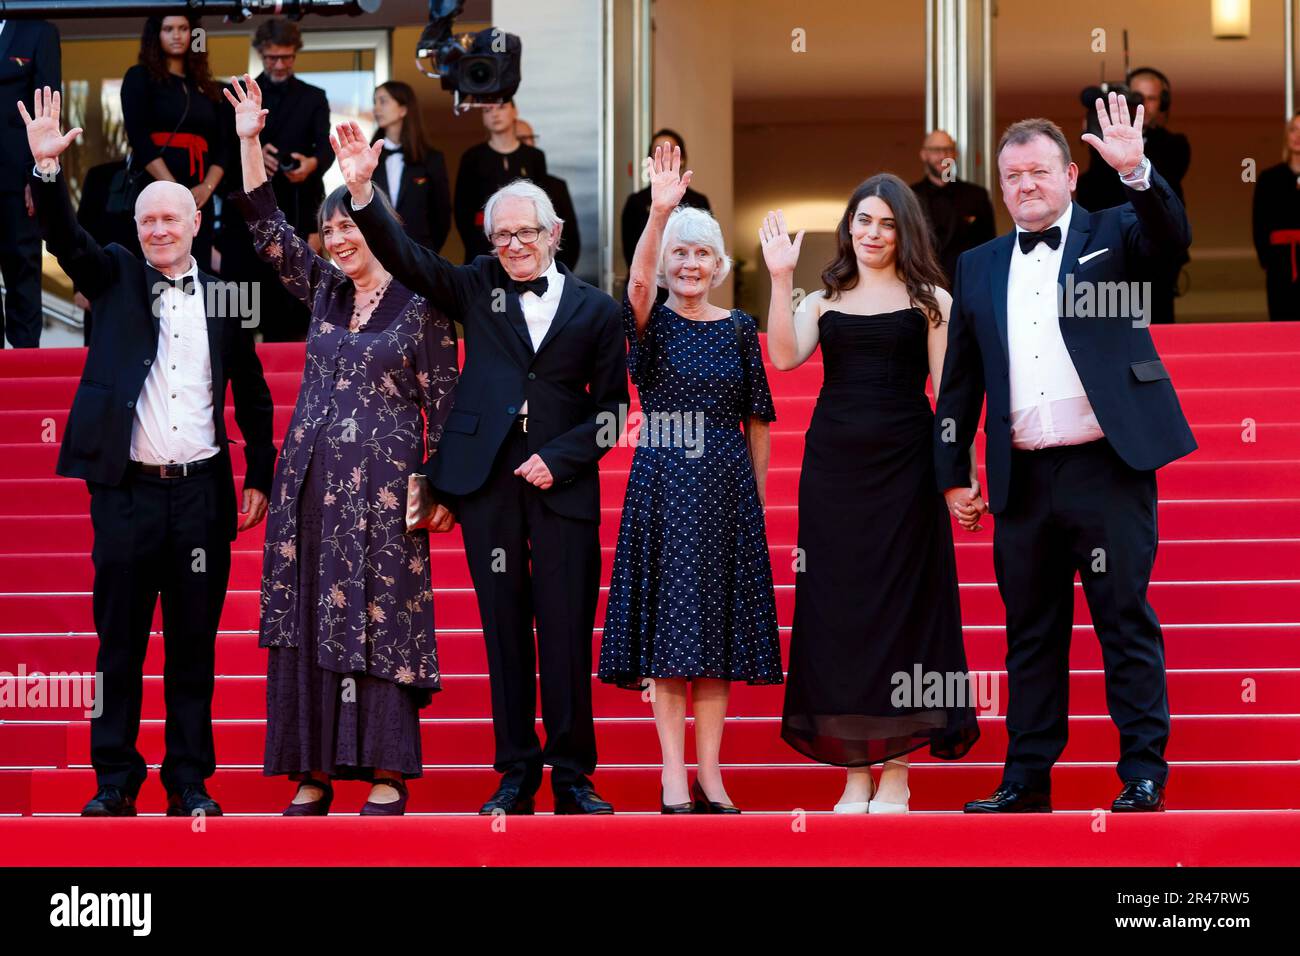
xmin=1112 ymin=778 xmax=1166 ymax=812
xmin=283 ymin=778 xmax=333 ymax=816
xmin=166 ymin=784 xmax=223 ymax=816
xmin=691 ymin=779 xmax=741 ymax=814
xmin=661 ymin=787 xmax=694 ymax=814
xmin=963 ymin=782 xmax=1052 ymax=813
xmin=554 ymin=780 xmax=614 ymax=815
xmin=81 ymin=785 xmax=137 ymax=817
xmin=479 ymin=784 xmax=536 ymax=815
xmin=360 ymin=777 xmax=409 ymax=816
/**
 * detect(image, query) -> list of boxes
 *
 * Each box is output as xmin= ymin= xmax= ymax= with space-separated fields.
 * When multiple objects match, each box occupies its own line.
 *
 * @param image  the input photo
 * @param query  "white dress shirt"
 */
xmin=1006 ymin=204 xmax=1104 ymax=450
xmin=382 ymin=138 xmax=404 ymax=206
xmin=518 ymin=258 xmax=564 ymax=414
xmin=130 ymin=256 xmax=221 ymax=465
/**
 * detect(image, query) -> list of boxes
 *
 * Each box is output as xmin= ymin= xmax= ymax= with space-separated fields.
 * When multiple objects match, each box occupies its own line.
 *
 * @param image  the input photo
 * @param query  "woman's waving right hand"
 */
xmin=759 ymin=209 xmax=804 ymax=277
xmin=223 ymin=73 xmax=268 ymax=141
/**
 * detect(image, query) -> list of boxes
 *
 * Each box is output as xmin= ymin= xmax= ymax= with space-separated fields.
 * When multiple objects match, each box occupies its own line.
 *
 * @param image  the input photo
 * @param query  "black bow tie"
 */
xmin=512 ymin=276 xmax=548 ymax=298
xmin=1018 ymin=226 xmax=1062 ymax=254
xmin=381 ymin=146 xmax=402 ymax=159
xmin=153 ymin=273 xmax=196 ymax=295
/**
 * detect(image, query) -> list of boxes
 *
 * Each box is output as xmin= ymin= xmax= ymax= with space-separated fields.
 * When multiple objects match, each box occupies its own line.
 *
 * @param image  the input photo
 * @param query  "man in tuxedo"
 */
xmin=218 ymin=17 xmax=332 ymax=341
xmin=23 ymin=88 xmax=276 ymax=817
xmin=332 ymin=121 xmax=628 ymax=815
xmin=934 ymin=97 xmax=1196 ymax=814
xmin=0 ymin=18 xmax=59 ymax=347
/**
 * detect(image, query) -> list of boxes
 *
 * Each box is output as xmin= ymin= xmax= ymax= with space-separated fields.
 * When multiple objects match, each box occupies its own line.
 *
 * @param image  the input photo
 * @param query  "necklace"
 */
xmin=349 ymin=274 xmax=392 ymax=332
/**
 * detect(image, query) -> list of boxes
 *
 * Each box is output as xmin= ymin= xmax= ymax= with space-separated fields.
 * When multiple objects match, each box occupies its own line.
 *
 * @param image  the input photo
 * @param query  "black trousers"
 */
xmin=452 ymin=422 xmax=601 ymax=791
xmin=88 ymin=466 xmax=232 ymax=795
xmin=993 ymin=439 xmax=1170 ymax=788
xmin=0 ymin=187 xmax=43 ymax=347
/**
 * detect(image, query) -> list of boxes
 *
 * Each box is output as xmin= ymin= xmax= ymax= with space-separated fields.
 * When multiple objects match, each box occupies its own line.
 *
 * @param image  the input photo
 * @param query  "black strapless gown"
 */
xmin=781 ymin=309 xmax=980 ymax=766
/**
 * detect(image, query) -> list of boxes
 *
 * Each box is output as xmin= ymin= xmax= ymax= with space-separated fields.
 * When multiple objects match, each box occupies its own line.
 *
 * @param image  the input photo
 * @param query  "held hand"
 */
xmin=190 ymin=183 xmax=210 ymax=208
xmin=427 ymin=504 xmax=456 ymax=533
xmin=262 ymin=143 xmax=280 ymax=175
xmin=1081 ymin=90 xmax=1145 ymax=176
xmin=759 ymin=209 xmax=804 ymax=277
xmin=17 ymin=86 xmax=83 ymax=168
xmin=330 ymin=121 xmax=381 ymax=200
xmin=284 ymin=153 xmax=317 ymax=184
xmin=646 ymin=143 xmax=693 ymax=213
xmin=944 ymin=484 xmax=987 ymax=533
xmin=514 ymin=453 xmax=554 ymax=490
xmin=238 ymin=488 xmax=268 ymax=532
xmin=221 ymin=74 xmax=268 ymax=141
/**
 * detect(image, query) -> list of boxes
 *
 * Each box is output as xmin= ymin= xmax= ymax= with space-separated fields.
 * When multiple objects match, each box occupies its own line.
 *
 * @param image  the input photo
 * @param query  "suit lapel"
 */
xmin=989 ymin=232 xmax=1014 ymax=364
xmin=0 ymin=22 xmax=19 ymax=66
xmin=533 ymin=267 xmax=583 ymax=358
xmin=197 ymin=270 xmax=224 ymax=391
xmin=504 ymin=291 xmax=536 ymax=358
xmin=1056 ymin=202 xmax=1093 ymax=289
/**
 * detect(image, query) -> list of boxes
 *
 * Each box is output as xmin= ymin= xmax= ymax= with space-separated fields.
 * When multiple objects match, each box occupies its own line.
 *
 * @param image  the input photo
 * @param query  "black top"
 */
xmin=121 ymin=63 xmax=230 ymax=192
xmin=910 ymin=177 xmax=996 ymax=289
xmin=0 ymin=20 xmax=60 ymax=175
xmin=453 ymin=141 xmax=549 ymax=262
xmin=373 ymin=144 xmax=452 ymax=253
xmin=539 ymin=172 xmax=580 ymax=271
xmin=620 ymin=184 xmax=712 ymax=268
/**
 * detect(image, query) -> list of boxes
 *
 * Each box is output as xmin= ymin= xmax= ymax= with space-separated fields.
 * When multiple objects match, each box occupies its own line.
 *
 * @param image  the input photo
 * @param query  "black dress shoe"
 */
xmin=360 ymin=777 xmax=409 ymax=816
xmin=691 ymin=779 xmax=741 ymax=814
xmin=283 ymin=779 xmax=333 ymax=816
xmin=479 ymin=784 xmax=536 ymax=815
xmin=1112 ymin=778 xmax=1166 ymax=812
xmin=554 ymin=780 xmax=614 ymax=815
xmin=963 ymin=782 xmax=1052 ymax=813
xmin=661 ymin=787 xmax=694 ymax=814
xmin=166 ymin=784 xmax=223 ymax=816
xmin=81 ymin=785 xmax=137 ymax=817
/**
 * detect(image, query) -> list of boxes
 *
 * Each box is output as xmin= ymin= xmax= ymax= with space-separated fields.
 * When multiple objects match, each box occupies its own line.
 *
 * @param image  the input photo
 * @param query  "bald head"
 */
xmin=515 ymin=118 xmax=536 ymax=147
xmin=135 ymin=180 xmax=200 ymax=275
xmin=921 ymin=129 xmax=958 ymax=185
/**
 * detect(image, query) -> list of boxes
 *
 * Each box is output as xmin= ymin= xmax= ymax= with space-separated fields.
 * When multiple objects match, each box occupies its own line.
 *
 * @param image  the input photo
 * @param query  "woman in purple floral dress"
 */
xmin=226 ymin=76 xmax=457 ymax=815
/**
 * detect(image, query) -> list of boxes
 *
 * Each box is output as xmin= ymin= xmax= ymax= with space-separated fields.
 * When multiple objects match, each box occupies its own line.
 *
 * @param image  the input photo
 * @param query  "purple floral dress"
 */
xmin=233 ymin=182 xmax=457 ymax=696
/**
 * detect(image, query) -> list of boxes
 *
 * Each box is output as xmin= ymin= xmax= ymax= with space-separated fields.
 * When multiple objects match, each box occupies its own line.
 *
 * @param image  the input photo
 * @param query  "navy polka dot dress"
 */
xmin=599 ymin=296 xmax=784 ymax=689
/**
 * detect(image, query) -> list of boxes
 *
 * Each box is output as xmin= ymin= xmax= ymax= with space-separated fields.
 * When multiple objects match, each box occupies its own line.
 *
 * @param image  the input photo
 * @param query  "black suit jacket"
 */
xmin=0 ymin=20 xmax=60 ymax=180
xmin=373 ymin=146 xmax=452 ymax=252
xmin=934 ymin=168 xmax=1197 ymax=514
xmin=34 ymin=170 xmax=276 ymax=541
xmin=347 ymin=188 xmax=629 ymax=521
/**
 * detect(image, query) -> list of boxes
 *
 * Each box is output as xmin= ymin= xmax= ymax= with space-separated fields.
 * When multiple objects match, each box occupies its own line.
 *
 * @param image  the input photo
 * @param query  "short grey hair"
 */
xmin=657 ymin=206 xmax=731 ymax=288
xmin=482 ymin=179 xmax=564 ymax=245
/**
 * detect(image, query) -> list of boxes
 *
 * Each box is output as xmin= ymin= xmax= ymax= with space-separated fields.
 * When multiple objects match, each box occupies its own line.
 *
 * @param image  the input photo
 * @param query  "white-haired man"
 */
xmin=331 ymin=121 xmax=628 ymax=815
xmin=22 ymin=87 xmax=276 ymax=817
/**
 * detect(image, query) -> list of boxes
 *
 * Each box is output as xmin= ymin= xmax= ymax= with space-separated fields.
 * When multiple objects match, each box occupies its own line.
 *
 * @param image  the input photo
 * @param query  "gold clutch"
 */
xmin=405 ymin=472 xmax=437 ymax=532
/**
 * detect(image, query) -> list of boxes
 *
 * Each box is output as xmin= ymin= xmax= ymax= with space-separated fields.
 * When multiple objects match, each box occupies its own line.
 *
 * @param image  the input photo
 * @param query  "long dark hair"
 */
xmin=370 ymin=81 xmax=429 ymax=164
xmin=821 ymin=173 xmax=946 ymax=327
xmin=138 ymin=14 xmax=221 ymax=102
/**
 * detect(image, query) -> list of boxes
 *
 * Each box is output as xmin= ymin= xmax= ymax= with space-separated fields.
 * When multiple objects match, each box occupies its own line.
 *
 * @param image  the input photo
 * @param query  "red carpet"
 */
xmin=1 ymin=321 xmax=1298 ymax=865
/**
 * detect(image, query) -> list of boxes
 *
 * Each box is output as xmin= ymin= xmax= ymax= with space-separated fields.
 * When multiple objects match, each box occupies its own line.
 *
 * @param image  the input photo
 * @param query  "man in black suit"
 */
xmin=911 ymin=129 xmax=996 ymax=290
xmin=934 ymin=99 xmax=1196 ymax=814
xmin=23 ymin=88 xmax=276 ymax=818
xmin=332 ymin=120 xmax=628 ymax=815
xmin=0 ymin=18 xmax=59 ymax=347
xmin=218 ymin=17 xmax=332 ymax=341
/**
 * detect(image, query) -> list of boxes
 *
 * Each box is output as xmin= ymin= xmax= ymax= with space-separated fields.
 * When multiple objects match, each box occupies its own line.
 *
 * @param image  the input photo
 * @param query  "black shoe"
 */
xmin=691 ymin=778 xmax=741 ymax=814
xmin=283 ymin=778 xmax=333 ymax=817
xmin=360 ymin=777 xmax=409 ymax=816
xmin=166 ymin=784 xmax=223 ymax=816
xmin=81 ymin=785 xmax=137 ymax=817
xmin=964 ymin=781 xmax=1052 ymax=813
xmin=661 ymin=786 xmax=694 ymax=814
xmin=1112 ymin=778 xmax=1166 ymax=812
xmin=479 ymin=783 xmax=536 ymax=815
xmin=554 ymin=779 xmax=614 ymax=815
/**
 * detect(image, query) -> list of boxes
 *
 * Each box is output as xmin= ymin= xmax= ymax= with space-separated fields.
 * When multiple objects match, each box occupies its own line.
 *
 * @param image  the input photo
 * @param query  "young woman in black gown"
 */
xmin=760 ymin=174 xmax=982 ymax=813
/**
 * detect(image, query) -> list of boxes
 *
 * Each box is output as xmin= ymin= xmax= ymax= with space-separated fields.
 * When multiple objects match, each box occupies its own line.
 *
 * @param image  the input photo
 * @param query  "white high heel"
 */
xmin=833 ymin=770 xmax=876 ymax=814
xmin=868 ymin=759 xmax=910 ymax=814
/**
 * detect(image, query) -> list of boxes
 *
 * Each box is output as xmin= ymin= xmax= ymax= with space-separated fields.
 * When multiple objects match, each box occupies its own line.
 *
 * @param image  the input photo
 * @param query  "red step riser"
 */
xmin=2 ymin=715 xmax=1295 ymax=767
xmin=4 ymin=538 xmax=1294 ymax=591
xmin=0 ymin=670 xmax=1288 ymax=721
xmin=4 ymin=626 xmax=1294 ymax=674
xmin=5 ymin=764 xmax=1298 ymax=814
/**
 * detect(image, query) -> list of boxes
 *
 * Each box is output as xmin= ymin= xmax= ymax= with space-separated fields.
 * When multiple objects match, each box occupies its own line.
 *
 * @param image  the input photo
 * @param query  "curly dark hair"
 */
xmin=138 ymin=14 xmax=221 ymax=102
xmin=820 ymin=172 xmax=946 ymax=327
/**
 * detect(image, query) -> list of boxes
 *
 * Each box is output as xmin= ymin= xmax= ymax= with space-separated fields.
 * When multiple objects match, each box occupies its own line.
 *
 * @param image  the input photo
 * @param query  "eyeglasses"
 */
xmin=489 ymin=227 xmax=542 ymax=247
xmin=263 ymin=54 xmax=296 ymax=63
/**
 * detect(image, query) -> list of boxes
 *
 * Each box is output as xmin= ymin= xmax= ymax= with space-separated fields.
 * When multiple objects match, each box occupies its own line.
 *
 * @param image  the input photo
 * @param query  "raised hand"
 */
xmin=647 ymin=143 xmax=693 ymax=213
xmin=17 ymin=86 xmax=83 ymax=169
xmin=1081 ymin=90 xmax=1145 ymax=176
xmin=222 ymin=74 xmax=268 ymax=141
xmin=330 ymin=121 xmax=381 ymax=196
xmin=759 ymin=209 xmax=805 ymax=277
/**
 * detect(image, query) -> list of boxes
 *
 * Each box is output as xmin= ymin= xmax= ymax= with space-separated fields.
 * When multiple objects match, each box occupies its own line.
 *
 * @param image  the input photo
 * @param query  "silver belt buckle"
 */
xmin=160 ymin=462 xmax=189 ymax=478
xmin=520 ymin=415 xmax=528 ymax=433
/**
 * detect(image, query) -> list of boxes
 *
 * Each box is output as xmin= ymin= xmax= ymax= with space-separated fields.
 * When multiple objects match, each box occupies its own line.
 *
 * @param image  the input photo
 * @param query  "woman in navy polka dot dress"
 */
xmin=599 ymin=145 xmax=782 ymax=814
